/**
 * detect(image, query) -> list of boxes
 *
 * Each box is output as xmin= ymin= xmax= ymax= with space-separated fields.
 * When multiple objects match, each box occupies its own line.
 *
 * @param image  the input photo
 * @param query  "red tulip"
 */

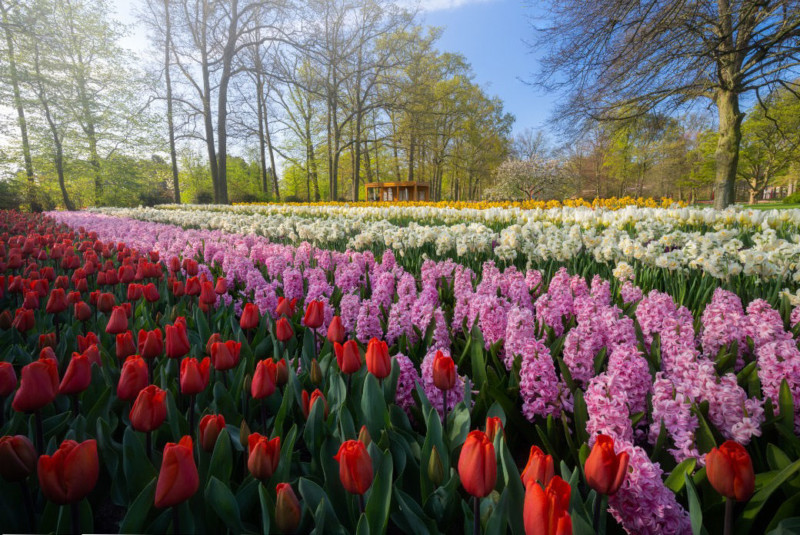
xmin=584 ymin=435 xmax=629 ymax=496
xmin=521 ymin=445 xmax=555 ymax=488
xmin=523 ymin=475 xmax=572 ymax=535
xmin=97 ymin=292 xmax=115 ymax=313
xmin=137 ymin=328 xmax=164 ymax=360
xmin=275 ymin=483 xmax=301 ymax=534
xmin=66 ymin=291 xmax=81 ymax=305
xmin=334 ymin=341 xmax=362 ymax=375
xmin=40 ymin=346 xmax=57 ymax=361
xmin=706 ymin=440 xmax=755 ymax=502
xmin=303 ymin=300 xmax=325 ymax=329
xmin=143 ymin=282 xmax=160 ymax=303
xmin=458 ymin=430 xmax=497 ymax=497
xmin=117 ymin=355 xmax=149 ymax=401
xmin=252 ymin=359 xmax=277 ymax=399
xmin=485 ymin=416 xmax=504 ymax=442
xmin=275 ymin=297 xmax=297 ymax=318
xmin=275 ymin=317 xmax=293 ymax=342
xmin=0 ymin=362 xmax=17 ymax=396
xmin=214 ymin=277 xmax=227 ymax=295
xmin=199 ymin=281 xmax=216 ymax=306
xmin=38 ymin=333 xmax=56 ymax=350
xmin=205 ymin=333 xmax=222 ymax=356
xmin=210 ymin=340 xmax=241 ymax=371
xmin=155 ymin=436 xmax=199 ymax=508
xmin=334 ymin=440 xmax=373 ymax=495
xmin=182 ymin=258 xmax=199 ymax=276
xmin=0 ymin=309 xmax=12 ymax=329
xmin=116 ymin=331 xmax=137 ymax=360
xmin=168 ymin=256 xmax=181 ymax=273
xmin=185 ymin=276 xmax=201 ymax=296
xmin=0 ymin=435 xmax=37 ymax=482
xmin=248 ymin=433 xmax=281 ymax=481
xmin=432 ymin=350 xmax=456 ymax=391
xmin=22 ymin=292 xmax=39 ymax=311
xmin=77 ymin=332 xmax=99 ymax=353
xmin=327 ymin=316 xmax=345 ymax=344
xmin=119 ymin=265 xmax=136 ymax=284
xmin=12 ymin=357 xmax=59 ymax=412
xmin=45 ymin=288 xmax=68 ymax=314
xmin=276 ymin=359 xmax=289 ymax=387
xmin=127 ymin=283 xmax=143 ymax=301
xmin=365 ymin=338 xmax=391 ymax=380
xmin=105 ymin=306 xmax=128 ymax=334
xmin=180 ymin=357 xmax=211 ymax=395
xmin=12 ymin=308 xmax=34 ymax=332
xmin=166 ymin=319 xmax=191 ymax=359
xmin=199 ymin=414 xmax=226 ymax=452
xmin=172 ymin=280 xmax=185 ymax=297
xmin=240 ymin=303 xmax=260 ymax=330
xmin=302 ymin=389 xmax=328 ymax=419
xmin=82 ymin=344 xmax=101 ymax=367
xmin=130 ymin=385 xmax=168 ymax=432
xmin=74 ymin=301 xmax=92 ymax=322
xmin=58 ymin=353 xmax=92 ymax=395
xmin=37 ymin=439 xmax=99 ymax=504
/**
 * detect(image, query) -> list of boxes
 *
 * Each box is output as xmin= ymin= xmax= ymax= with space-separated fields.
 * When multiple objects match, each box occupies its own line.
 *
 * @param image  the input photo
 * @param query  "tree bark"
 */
xmin=1 ymin=0 xmax=39 ymax=211
xmin=163 ymin=0 xmax=180 ymax=203
xmin=713 ymin=89 xmax=743 ymax=209
xmin=256 ymin=70 xmax=269 ymax=194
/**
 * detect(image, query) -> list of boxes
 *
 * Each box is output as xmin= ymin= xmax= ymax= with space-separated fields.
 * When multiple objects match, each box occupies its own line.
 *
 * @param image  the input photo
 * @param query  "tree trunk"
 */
xmin=256 ymin=72 xmax=269 ymax=194
xmin=352 ymin=111 xmax=362 ymax=202
xmin=713 ymin=89 xmax=743 ymax=209
xmin=1 ymin=1 xmax=39 ymax=211
xmin=201 ymin=48 xmax=219 ymax=202
xmin=263 ymin=96 xmax=280 ymax=200
xmin=54 ymin=139 xmax=74 ymax=211
xmin=408 ymin=134 xmax=414 ymax=182
xmin=163 ymin=0 xmax=180 ymax=203
xmin=748 ymin=188 xmax=756 ymax=204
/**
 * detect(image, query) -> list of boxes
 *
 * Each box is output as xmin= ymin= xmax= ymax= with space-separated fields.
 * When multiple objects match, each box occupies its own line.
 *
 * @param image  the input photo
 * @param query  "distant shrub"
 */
xmin=194 ymin=191 xmax=214 ymax=204
xmin=139 ymin=186 xmax=173 ymax=207
xmin=284 ymin=195 xmax=302 ymax=203
xmin=782 ymin=192 xmax=800 ymax=204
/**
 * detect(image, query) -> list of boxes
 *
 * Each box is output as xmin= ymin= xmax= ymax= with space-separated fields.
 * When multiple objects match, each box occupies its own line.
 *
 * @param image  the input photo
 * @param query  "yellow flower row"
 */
xmin=235 ymin=196 xmax=685 ymax=210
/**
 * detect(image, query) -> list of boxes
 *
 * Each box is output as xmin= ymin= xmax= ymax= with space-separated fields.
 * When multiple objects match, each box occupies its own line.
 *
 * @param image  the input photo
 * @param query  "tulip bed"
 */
xmin=1 ymin=208 xmax=800 ymax=535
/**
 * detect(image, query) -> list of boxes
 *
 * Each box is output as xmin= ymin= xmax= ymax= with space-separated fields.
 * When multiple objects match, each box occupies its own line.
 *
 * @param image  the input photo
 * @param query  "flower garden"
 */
xmin=1 ymin=203 xmax=800 ymax=534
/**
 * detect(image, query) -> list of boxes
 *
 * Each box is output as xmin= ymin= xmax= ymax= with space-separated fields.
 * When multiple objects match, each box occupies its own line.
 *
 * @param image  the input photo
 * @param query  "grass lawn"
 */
xmin=742 ymin=202 xmax=800 ymax=210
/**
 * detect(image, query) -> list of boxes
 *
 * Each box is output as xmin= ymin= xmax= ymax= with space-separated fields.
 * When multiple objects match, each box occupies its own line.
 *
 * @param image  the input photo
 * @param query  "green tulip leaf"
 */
xmin=208 ymin=428 xmax=232 ymax=486
xmin=205 ymin=476 xmax=243 ymax=534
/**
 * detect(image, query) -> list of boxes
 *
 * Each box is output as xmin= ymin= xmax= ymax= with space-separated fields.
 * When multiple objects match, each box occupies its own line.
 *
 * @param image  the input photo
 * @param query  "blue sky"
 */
xmin=423 ymin=0 xmax=557 ymax=135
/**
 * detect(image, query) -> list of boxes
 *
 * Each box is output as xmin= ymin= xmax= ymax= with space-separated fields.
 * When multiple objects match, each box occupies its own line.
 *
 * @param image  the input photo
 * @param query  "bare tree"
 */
xmin=0 ymin=0 xmax=39 ymax=210
xmin=533 ymin=0 xmax=800 ymax=208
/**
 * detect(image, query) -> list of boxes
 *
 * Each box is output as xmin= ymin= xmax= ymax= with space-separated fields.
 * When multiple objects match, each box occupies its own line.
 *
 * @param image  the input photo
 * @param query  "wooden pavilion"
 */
xmin=364 ymin=181 xmax=429 ymax=202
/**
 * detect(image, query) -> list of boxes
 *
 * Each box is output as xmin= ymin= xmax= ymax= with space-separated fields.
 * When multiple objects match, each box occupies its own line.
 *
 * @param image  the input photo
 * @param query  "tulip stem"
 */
xmin=261 ymin=400 xmax=267 ymax=433
xmin=34 ymin=410 xmax=44 ymax=456
xmin=146 ymin=431 xmax=152 ymax=461
xmin=473 ymin=496 xmax=480 ymax=535
xmin=54 ymin=313 xmax=60 ymax=346
xmin=20 ymin=480 xmax=35 ymax=532
xmin=172 ymin=506 xmax=181 ymax=535
xmin=70 ymin=501 xmax=80 ymax=535
xmin=0 ymin=395 xmax=5 ymax=429
xmin=71 ymin=394 xmax=79 ymax=418
xmin=724 ymin=498 xmax=733 ymax=535
xmin=148 ymin=359 xmax=154 ymax=384
xmin=593 ymin=493 xmax=607 ymax=535
xmin=442 ymin=389 xmax=449 ymax=436
xmin=358 ymin=494 xmax=365 ymax=515
xmin=188 ymin=395 xmax=196 ymax=439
